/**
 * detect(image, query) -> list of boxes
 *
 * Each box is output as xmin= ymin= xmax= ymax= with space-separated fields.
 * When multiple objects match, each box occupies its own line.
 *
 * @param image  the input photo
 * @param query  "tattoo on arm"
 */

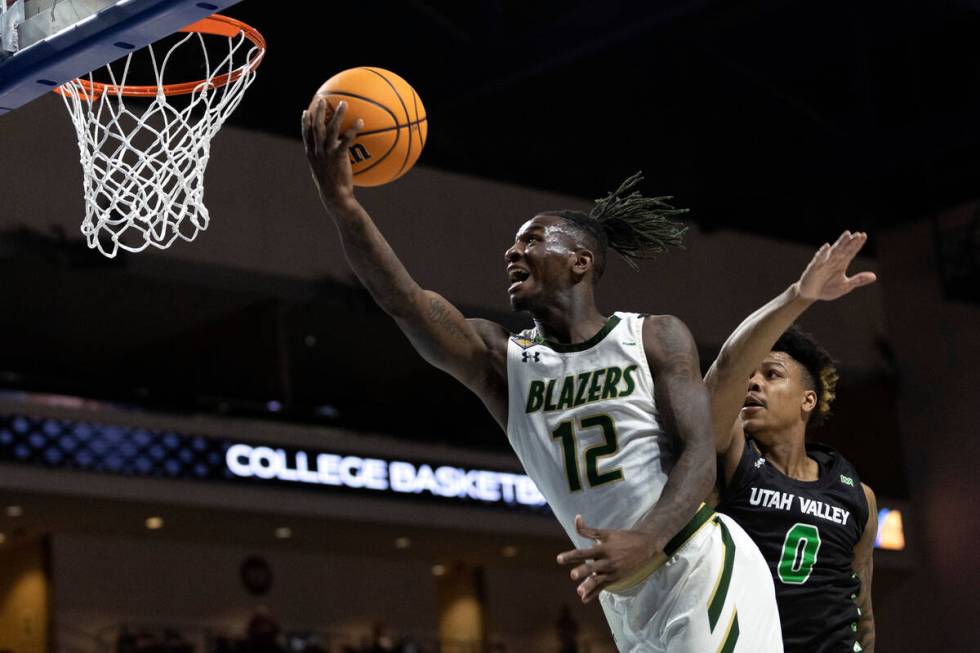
xmin=635 ymin=316 xmax=716 ymax=550
xmin=428 ymin=298 xmax=469 ymax=341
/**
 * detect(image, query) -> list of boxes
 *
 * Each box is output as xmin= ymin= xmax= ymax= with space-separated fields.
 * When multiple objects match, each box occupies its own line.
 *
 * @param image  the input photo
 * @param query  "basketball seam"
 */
xmin=362 ymin=67 xmax=413 ymax=179
xmin=391 ymin=87 xmax=424 ymax=182
xmin=320 ymin=89 xmax=401 ymax=176
xmin=316 ymin=89 xmax=399 ymax=125
xmin=358 ymin=117 xmax=427 ymax=138
xmin=412 ymin=88 xmax=426 ymax=150
xmin=391 ymin=89 xmax=423 ymax=183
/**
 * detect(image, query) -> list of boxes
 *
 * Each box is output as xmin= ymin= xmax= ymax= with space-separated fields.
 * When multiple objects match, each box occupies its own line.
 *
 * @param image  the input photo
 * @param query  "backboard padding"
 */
xmin=0 ymin=0 xmax=244 ymax=114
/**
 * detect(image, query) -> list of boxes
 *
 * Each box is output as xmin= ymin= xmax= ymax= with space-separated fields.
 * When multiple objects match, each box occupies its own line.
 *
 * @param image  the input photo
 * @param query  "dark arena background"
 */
xmin=0 ymin=1 xmax=978 ymax=652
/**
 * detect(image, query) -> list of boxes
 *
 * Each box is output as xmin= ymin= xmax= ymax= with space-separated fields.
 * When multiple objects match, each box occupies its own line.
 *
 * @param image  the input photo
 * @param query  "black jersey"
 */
xmin=717 ymin=435 xmax=869 ymax=653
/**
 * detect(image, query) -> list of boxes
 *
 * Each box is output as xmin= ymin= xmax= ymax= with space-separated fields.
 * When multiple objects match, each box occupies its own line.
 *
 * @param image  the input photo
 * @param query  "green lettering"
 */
xmin=582 ymin=414 xmax=625 ymax=487
xmin=543 ymin=379 xmax=558 ymax=411
xmin=600 ymin=367 xmax=622 ymax=399
xmin=525 ymin=381 xmax=545 ymax=413
xmin=621 ymin=365 xmax=638 ymax=396
xmin=552 ymin=421 xmax=582 ymax=492
xmin=557 ymin=375 xmax=576 ymax=410
xmin=574 ymin=372 xmax=591 ymax=407
xmin=587 ymin=369 xmax=605 ymax=402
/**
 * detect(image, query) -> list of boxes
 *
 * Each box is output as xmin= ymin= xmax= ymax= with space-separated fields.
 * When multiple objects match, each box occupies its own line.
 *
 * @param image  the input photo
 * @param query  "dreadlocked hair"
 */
xmin=772 ymin=325 xmax=839 ymax=428
xmin=552 ymin=171 xmax=689 ymax=274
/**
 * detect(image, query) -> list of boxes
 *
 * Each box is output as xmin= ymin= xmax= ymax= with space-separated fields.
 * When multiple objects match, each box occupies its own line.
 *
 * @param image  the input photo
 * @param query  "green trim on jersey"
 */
xmin=708 ymin=516 xmax=737 ymax=632
xmin=536 ymin=315 xmax=622 ymax=353
xmin=716 ymin=610 xmax=740 ymax=653
xmin=664 ymin=503 xmax=714 ymax=556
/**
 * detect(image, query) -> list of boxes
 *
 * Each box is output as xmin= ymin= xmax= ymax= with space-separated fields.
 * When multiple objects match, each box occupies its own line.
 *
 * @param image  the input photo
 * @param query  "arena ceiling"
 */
xmin=225 ymin=0 xmax=980 ymax=246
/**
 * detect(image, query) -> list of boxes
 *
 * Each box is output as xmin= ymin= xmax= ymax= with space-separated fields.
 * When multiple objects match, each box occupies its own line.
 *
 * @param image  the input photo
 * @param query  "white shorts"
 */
xmin=599 ymin=512 xmax=782 ymax=653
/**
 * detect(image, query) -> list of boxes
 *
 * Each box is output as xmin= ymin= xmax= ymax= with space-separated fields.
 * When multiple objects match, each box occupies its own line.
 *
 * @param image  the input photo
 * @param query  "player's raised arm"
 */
xmin=301 ymin=98 xmax=504 ymax=397
xmin=705 ymin=231 xmax=877 ymax=479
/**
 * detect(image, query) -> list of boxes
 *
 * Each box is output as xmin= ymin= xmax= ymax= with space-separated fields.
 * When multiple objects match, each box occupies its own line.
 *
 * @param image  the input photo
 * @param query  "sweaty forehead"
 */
xmin=517 ymin=214 xmax=559 ymax=232
xmin=516 ymin=214 xmax=574 ymax=238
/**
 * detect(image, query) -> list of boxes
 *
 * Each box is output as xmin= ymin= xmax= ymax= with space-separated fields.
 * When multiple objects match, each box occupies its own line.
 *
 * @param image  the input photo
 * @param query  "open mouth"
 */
xmin=507 ymin=267 xmax=530 ymax=292
xmin=742 ymin=395 xmax=766 ymax=411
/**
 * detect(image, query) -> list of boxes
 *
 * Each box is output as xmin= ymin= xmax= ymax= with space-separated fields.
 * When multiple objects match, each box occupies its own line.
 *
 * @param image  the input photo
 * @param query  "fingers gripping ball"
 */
xmin=315 ymin=67 xmax=428 ymax=187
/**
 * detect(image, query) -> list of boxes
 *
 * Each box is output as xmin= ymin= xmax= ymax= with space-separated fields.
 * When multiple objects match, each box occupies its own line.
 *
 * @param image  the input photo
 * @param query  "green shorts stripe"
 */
xmin=664 ymin=503 xmax=715 ymax=557
xmin=716 ymin=609 xmax=740 ymax=653
xmin=707 ymin=515 xmax=736 ymax=632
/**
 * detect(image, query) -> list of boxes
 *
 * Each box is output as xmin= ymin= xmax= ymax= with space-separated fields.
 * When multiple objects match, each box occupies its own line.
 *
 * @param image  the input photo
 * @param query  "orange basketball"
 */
xmin=314 ymin=67 xmax=428 ymax=187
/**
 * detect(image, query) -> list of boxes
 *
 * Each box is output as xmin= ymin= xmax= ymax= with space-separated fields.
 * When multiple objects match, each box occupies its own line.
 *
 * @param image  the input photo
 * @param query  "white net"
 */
xmin=58 ymin=21 xmax=263 ymax=257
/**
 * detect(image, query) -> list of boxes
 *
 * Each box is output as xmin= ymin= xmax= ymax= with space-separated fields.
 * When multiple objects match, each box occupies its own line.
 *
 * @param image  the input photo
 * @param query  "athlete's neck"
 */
xmin=753 ymin=429 xmax=819 ymax=481
xmin=531 ymin=300 xmax=608 ymax=345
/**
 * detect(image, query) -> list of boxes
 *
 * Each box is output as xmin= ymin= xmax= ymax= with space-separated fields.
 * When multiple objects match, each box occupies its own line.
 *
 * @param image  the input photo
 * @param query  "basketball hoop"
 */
xmin=56 ymin=14 xmax=266 ymax=257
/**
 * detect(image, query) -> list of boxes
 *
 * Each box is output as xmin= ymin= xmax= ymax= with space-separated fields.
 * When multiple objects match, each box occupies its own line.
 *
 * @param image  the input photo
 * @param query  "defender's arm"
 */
xmin=302 ymin=99 xmax=504 ymax=397
xmin=705 ymin=232 xmax=876 ymax=483
xmin=854 ymin=483 xmax=877 ymax=652
xmin=705 ymin=284 xmax=814 ymax=481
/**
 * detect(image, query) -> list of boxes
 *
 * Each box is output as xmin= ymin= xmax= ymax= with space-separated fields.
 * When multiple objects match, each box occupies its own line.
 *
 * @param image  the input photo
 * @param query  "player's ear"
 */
xmin=801 ymin=389 xmax=817 ymax=420
xmin=572 ymin=248 xmax=594 ymax=276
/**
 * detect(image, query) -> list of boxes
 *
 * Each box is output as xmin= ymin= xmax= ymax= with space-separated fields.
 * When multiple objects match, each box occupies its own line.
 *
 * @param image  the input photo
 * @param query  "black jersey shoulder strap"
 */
xmin=808 ymin=440 xmax=872 ymax=538
xmin=724 ymin=432 xmax=765 ymax=498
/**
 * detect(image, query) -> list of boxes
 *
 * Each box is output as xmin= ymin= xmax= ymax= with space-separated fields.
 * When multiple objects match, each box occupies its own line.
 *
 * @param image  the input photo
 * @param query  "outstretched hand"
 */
xmin=556 ymin=515 xmax=660 ymax=604
xmin=301 ymin=96 xmax=363 ymax=208
xmin=796 ymin=231 xmax=877 ymax=302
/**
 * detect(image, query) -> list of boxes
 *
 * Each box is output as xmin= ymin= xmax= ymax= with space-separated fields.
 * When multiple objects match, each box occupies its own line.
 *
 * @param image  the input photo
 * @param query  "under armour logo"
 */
xmin=522 ymin=351 xmax=540 ymax=363
xmin=754 ymin=458 xmax=766 ymax=469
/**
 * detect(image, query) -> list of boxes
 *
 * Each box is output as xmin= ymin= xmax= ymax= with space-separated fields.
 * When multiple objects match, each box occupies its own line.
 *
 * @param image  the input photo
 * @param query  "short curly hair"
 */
xmin=772 ymin=325 xmax=839 ymax=427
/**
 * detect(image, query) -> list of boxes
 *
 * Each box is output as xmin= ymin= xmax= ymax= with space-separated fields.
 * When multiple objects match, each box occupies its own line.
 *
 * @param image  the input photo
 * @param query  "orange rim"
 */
xmin=55 ymin=14 xmax=266 ymax=99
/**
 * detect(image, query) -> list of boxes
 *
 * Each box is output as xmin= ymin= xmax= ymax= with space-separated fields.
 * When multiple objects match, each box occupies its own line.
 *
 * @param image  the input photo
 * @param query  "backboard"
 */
xmin=0 ymin=0 xmax=245 ymax=113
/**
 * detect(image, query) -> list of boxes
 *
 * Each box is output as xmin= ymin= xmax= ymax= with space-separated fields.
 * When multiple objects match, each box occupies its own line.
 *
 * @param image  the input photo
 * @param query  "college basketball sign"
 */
xmin=0 ymin=413 xmax=547 ymax=514
xmin=225 ymin=443 xmax=545 ymax=507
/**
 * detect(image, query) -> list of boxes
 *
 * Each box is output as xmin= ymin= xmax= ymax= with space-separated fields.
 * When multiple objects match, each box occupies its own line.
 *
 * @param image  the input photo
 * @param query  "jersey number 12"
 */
xmin=552 ymin=414 xmax=624 ymax=492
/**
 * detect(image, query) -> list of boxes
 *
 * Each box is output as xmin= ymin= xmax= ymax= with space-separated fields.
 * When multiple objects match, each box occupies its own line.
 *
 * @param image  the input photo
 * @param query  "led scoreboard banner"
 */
xmin=225 ymin=443 xmax=545 ymax=508
xmin=0 ymin=414 xmax=548 ymax=514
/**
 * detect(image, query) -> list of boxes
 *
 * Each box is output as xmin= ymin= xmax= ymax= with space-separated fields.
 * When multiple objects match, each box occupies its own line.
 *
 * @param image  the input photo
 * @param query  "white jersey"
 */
xmin=505 ymin=312 xmax=783 ymax=652
xmin=505 ymin=312 xmax=675 ymax=549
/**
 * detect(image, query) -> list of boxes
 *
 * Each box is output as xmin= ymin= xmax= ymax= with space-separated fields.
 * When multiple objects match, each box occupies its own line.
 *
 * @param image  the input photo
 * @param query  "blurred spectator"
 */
xmin=246 ymin=606 xmax=283 ymax=653
xmin=116 ymin=626 xmax=137 ymax=653
xmin=556 ymin=605 xmax=579 ymax=653
xmin=369 ymin=622 xmax=395 ymax=653
xmin=161 ymin=628 xmax=194 ymax=653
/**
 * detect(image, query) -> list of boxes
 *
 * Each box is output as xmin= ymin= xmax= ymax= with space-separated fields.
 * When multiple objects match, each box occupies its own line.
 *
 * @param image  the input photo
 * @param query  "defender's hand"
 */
xmin=795 ymin=231 xmax=877 ymax=302
xmin=301 ymin=97 xmax=363 ymax=208
xmin=556 ymin=515 xmax=659 ymax=604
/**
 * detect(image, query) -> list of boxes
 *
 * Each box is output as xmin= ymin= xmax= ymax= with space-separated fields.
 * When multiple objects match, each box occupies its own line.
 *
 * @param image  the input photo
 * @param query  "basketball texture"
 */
xmin=315 ymin=67 xmax=427 ymax=187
